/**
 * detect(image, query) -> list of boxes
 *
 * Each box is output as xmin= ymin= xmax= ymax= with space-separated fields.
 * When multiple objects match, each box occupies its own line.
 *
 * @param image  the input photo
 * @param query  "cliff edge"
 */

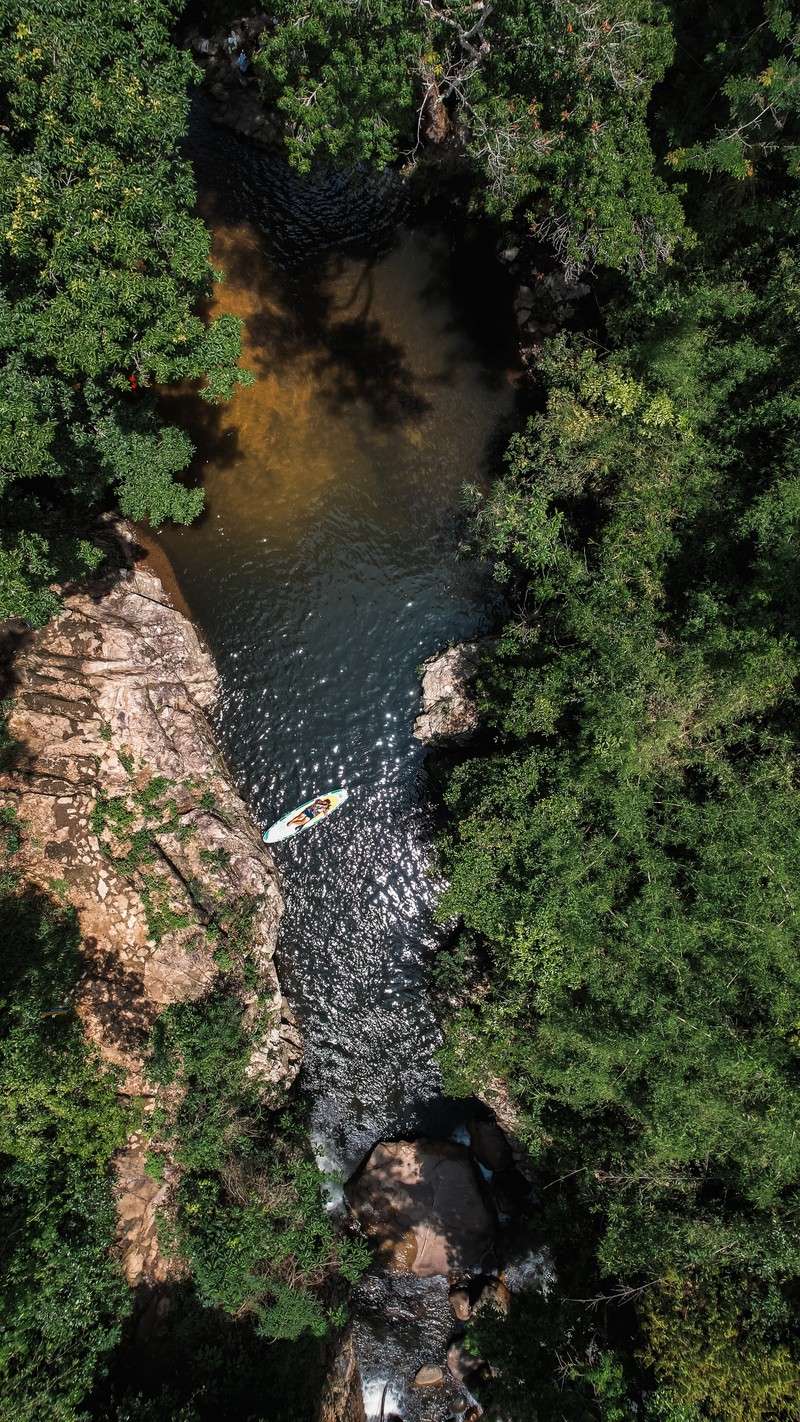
xmin=0 ymin=532 xmax=300 ymax=1287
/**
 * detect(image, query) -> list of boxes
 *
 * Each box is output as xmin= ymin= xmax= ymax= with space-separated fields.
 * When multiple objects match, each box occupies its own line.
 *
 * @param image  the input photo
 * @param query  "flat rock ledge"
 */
xmin=413 ymin=639 xmax=497 ymax=745
xmin=0 ymin=533 xmax=299 ymax=1287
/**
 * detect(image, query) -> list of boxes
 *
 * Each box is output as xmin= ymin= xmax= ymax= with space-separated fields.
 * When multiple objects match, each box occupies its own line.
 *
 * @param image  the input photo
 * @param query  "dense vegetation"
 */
xmin=255 ymin=0 xmax=686 ymax=272
xmin=430 ymin=4 xmax=800 ymax=1417
xmin=0 ymin=0 xmax=250 ymax=624
xmin=0 ymin=810 xmax=132 ymax=1420
xmin=147 ymin=991 xmax=368 ymax=1342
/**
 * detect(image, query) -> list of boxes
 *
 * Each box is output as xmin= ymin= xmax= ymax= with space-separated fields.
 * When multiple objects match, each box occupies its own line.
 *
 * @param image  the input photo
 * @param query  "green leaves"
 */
xmin=255 ymin=0 xmax=686 ymax=271
xmin=434 ymin=102 xmax=800 ymax=1415
xmin=147 ymin=992 xmax=367 ymax=1339
xmin=256 ymin=0 xmax=420 ymax=171
xmin=668 ymin=4 xmax=800 ymax=181
xmin=0 ymin=885 xmax=131 ymax=1421
xmin=640 ymin=1273 xmax=800 ymax=1422
xmin=0 ymin=0 xmax=250 ymax=619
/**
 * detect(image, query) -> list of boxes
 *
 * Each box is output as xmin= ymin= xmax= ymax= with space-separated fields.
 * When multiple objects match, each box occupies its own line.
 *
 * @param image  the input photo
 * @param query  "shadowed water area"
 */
xmin=156 ymin=111 xmax=520 ymax=1206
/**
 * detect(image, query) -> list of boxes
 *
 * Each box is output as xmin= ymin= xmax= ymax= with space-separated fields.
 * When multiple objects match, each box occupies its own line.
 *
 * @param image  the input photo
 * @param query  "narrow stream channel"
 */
xmin=158 ymin=108 xmax=519 ymax=1190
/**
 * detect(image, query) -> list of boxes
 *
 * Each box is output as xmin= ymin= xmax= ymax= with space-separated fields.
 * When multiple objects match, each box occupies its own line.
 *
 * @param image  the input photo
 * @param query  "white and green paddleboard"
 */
xmin=263 ymin=788 xmax=349 ymax=844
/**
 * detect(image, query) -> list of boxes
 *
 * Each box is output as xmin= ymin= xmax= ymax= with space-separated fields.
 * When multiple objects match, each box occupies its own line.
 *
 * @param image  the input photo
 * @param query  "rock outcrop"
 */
xmin=346 ymin=1139 xmax=496 ymax=1279
xmin=317 ymin=1326 xmax=366 ymax=1422
xmin=0 ymin=529 xmax=299 ymax=1286
xmin=413 ymin=640 xmax=496 ymax=745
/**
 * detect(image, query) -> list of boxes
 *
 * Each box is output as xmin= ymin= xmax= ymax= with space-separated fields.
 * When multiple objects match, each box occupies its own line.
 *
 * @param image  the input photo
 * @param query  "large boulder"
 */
xmin=346 ymin=1139 xmax=496 ymax=1278
xmin=413 ymin=639 xmax=497 ymax=745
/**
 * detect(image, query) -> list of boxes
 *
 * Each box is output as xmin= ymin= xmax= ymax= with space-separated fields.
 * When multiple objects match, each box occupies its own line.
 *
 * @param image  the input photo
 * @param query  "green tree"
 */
xmin=0 ymin=884 xmax=131 ymax=1421
xmin=147 ymin=992 xmax=369 ymax=1340
xmin=255 ymin=0 xmax=686 ymax=270
xmin=663 ymin=1 xmax=800 ymax=180
xmin=0 ymin=0 xmax=251 ymax=622
xmin=433 ymin=129 xmax=800 ymax=1413
xmin=640 ymin=1273 xmax=800 ymax=1421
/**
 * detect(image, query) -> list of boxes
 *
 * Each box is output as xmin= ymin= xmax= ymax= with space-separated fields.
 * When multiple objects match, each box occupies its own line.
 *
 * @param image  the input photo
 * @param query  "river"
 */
xmin=158 ymin=104 xmax=519 ymax=1210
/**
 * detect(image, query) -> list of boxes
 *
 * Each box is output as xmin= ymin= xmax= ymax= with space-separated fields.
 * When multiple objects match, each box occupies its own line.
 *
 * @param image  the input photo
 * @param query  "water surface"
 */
xmin=157 ymin=120 xmax=519 ymax=1183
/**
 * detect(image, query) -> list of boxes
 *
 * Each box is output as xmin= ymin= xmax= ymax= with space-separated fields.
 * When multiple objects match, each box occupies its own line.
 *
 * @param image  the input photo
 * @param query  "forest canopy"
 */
xmin=0 ymin=0 xmax=251 ymax=624
xmin=431 ymin=3 xmax=800 ymax=1416
xmin=255 ymin=0 xmax=687 ymax=272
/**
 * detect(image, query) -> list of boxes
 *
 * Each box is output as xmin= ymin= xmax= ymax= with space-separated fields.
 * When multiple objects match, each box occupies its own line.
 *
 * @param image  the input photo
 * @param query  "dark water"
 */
xmin=157 ymin=113 xmax=519 ymax=1196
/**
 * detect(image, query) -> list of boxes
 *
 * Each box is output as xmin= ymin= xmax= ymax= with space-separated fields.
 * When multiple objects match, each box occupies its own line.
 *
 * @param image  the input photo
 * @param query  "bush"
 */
xmin=147 ymin=993 xmax=369 ymax=1339
xmin=0 ymin=886 xmax=132 ymax=1419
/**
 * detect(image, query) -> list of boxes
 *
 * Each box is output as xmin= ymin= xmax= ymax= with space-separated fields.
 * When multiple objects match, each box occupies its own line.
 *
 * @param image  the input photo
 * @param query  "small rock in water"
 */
xmin=449 ymin=1286 xmax=471 ymax=1321
xmin=468 ymin=1118 xmax=513 ymax=1173
xmin=412 ymin=1363 xmax=445 ymax=1387
xmin=447 ymin=1340 xmax=483 ymax=1381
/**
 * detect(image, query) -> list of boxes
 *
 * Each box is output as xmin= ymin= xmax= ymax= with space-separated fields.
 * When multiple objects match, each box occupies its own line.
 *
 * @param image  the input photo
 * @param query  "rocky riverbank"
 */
xmin=497 ymin=237 xmax=594 ymax=369
xmin=344 ymin=1123 xmax=551 ymax=1420
xmin=0 ymin=524 xmax=300 ymax=1289
xmin=181 ymin=11 xmax=286 ymax=148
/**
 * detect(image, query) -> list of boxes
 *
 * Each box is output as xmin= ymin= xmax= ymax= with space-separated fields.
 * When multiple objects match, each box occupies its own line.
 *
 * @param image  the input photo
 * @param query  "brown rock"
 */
xmin=346 ymin=1139 xmax=496 ymax=1278
xmin=468 ymin=1119 xmax=513 ymax=1173
xmin=447 ymin=1341 xmax=484 ymax=1382
xmin=491 ymin=1164 xmax=534 ymax=1217
xmin=474 ymin=1278 xmax=511 ymax=1317
xmin=449 ymin=1286 xmax=471 ymax=1321
xmin=317 ymin=1325 xmax=366 ymax=1422
xmin=412 ymin=1364 xmax=444 ymax=1388
xmin=0 ymin=526 xmax=296 ymax=1289
xmin=413 ymin=640 xmax=497 ymax=745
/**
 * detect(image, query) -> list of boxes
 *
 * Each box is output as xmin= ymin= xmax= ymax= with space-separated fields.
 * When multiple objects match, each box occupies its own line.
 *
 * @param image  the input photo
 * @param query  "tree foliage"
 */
xmin=255 ymin=0 xmax=686 ymax=271
xmin=0 ymin=878 xmax=132 ymax=1421
xmin=0 ymin=0 xmax=251 ymax=622
xmin=664 ymin=1 xmax=800 ymax=181
xmin=147 ymin=992 xmax=369 ymax=1341
xmin=433 ymin=9 xmax=800 ymax=1413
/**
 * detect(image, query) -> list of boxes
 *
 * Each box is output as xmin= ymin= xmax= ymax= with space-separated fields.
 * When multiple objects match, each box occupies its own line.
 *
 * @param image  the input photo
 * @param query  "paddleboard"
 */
xmin=263 ymin=788 xmax=349 ymax=843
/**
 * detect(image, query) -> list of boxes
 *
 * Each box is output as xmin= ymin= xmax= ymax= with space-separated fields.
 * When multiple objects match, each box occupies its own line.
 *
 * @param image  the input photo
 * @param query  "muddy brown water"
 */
xmin=152 ymin=117 xmax=521 ymax=1416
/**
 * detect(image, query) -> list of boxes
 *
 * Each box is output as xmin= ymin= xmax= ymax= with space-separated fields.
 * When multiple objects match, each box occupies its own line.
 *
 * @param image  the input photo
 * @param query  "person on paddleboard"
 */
xmin=288 ymin=796 xmax=332 ymax=829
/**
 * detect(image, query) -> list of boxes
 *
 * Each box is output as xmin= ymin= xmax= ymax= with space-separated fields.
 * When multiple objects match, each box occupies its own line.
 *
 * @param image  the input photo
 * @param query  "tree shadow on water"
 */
xmin=203 ymin=214 xmax=435 ymax=433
